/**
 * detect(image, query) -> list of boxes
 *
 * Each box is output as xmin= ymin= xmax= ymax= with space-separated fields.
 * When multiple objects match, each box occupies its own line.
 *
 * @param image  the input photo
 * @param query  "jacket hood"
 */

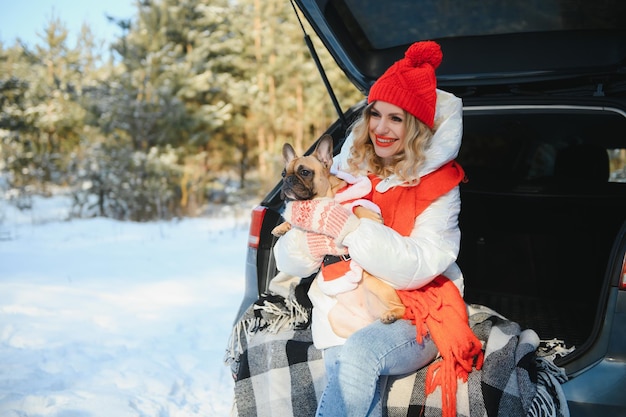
xmin=419 ymin=89 xmax=463 ymax=176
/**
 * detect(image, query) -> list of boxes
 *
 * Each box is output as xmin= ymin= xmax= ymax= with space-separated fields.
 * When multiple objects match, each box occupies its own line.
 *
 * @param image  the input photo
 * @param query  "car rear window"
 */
xmin=609 ymin=150 xmax=626 ymax=182
xmin=458 ymin=108 xmax=626 ymax=185
xmin=338 ymin=0 xmax=626 ymax=49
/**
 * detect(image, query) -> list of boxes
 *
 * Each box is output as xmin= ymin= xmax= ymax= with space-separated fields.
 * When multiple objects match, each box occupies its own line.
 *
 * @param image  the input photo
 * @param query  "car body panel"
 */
xmin=294 ymin=0 xmax=626 ymax=92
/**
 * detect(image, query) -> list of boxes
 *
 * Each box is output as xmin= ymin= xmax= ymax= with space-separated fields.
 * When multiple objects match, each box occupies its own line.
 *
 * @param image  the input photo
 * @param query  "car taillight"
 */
xmin=620 ymin=253 xmax=626 ymax=290
xmin=248 ymin=206 xmax=267 ymax=249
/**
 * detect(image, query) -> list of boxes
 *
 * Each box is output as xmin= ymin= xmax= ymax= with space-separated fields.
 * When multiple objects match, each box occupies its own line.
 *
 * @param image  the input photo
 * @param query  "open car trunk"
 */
xmin=285 ymin=2 xmax=626 ymax=367
xmin=454 ymin=103 xmax=626 ymax=365
xmin=244 ymin=100 xmax=626 ymax=366
xmin=246 ymin=100 xmax=626 ymax=366
xmin=228 ymin=2 xmax=626 ymax=414
xmin=230 ymin=99 xmax=626 ymax=416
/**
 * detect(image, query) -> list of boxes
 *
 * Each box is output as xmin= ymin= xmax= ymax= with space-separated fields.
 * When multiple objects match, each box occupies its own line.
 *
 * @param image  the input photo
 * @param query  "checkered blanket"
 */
xmin=225 ymin=284 xmax=570 ymax=417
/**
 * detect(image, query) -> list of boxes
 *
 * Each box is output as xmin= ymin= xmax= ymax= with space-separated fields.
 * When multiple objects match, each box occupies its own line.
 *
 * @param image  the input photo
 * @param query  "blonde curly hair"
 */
xmin=347 ymin=101 xmax=436 ymax=185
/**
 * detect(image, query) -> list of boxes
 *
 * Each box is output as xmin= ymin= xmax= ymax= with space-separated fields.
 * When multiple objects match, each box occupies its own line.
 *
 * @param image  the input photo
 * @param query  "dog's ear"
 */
xmin=282 ymin=143 xmax=297 ymax=164
xmin=314 ymin=134 xmax=334 ymax=168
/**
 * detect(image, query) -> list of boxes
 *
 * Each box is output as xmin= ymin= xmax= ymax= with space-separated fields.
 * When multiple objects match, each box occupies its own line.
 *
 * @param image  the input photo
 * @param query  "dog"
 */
xmin=272 ymin=134 xmax=405 ymax=337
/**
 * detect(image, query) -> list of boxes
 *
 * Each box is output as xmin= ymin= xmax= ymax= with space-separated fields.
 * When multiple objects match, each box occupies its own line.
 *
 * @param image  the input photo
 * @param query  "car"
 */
xmin=234 ymin=1 xmax=626 ymax=415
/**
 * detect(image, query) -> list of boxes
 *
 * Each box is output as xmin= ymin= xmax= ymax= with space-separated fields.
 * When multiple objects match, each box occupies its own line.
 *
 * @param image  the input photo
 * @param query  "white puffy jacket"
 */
xmin=273 ymin=90 xmax=464 ymax=349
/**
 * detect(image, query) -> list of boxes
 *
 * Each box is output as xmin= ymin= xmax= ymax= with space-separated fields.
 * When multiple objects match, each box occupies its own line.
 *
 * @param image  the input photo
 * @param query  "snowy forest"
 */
xmin=0 ymin=0 xmax=362 ymax=221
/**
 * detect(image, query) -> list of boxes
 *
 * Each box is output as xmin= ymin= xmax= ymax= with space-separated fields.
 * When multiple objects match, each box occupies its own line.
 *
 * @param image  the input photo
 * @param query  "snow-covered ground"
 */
xmin=0 ymin=194 xmax=253 ymax=416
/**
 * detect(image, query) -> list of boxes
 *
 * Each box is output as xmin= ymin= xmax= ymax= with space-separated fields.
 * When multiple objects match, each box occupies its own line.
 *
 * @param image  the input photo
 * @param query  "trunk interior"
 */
xmin=455 ymin=105 xmax=626 ymax=363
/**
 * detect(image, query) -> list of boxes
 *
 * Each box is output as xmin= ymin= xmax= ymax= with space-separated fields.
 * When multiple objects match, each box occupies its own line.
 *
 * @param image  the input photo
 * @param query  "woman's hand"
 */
xmin=283 ymin=199 xmax=360 ymax=243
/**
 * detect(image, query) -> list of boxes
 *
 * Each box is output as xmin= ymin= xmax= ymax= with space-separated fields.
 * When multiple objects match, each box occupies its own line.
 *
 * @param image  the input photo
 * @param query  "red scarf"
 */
xmin=371 ymin=161 xmax=483 ymax=417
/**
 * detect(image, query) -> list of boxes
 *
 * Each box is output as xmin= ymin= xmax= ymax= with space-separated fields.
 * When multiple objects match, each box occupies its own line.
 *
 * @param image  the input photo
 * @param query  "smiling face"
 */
xmin=368 ymin=101 xmax=407 ymax=165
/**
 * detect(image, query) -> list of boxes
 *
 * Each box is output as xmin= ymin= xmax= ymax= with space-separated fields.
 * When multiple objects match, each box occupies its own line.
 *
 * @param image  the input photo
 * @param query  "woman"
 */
xmin=274 ymin=41 xmax=481 ymax=417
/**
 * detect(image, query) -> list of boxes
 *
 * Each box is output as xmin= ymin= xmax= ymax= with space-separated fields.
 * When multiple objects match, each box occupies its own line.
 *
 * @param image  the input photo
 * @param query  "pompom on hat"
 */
xmin=368 ymin=41 xmax=443 ymax=129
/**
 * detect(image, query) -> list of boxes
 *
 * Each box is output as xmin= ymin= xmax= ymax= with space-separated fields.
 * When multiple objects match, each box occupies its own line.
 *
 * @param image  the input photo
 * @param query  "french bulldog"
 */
xmin=272 ymin=134 xmax=405 ymax=336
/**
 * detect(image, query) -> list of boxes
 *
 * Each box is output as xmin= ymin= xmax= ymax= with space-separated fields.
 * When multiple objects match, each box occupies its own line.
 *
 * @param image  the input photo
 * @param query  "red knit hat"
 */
xmin=368 ymin=41 xmax=442 ymax=129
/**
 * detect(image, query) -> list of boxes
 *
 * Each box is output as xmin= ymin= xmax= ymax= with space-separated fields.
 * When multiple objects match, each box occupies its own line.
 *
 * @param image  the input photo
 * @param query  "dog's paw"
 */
xmin=353 ymin=206 xmax=383 ymax=224
xmin=271 ymin=222 xmax=292 ymax=237
xmin=380 ymin=312 xmax=398 ymax=324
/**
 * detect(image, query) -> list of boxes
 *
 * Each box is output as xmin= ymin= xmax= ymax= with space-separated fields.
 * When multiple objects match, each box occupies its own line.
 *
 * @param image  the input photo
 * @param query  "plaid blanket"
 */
xmin=225 ymin=285 xmax=570 ymax=417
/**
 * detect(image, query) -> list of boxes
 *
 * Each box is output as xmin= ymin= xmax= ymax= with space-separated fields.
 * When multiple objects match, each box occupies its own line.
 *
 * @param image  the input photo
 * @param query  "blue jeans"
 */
xmin=316 ymin=319 xmax=437 ymax=417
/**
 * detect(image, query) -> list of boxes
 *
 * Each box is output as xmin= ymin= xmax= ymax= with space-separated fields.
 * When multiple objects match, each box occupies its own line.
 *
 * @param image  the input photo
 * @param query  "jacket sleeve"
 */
xmin=273 ymin=228 xmax=322 ymax=278
xmin=342 ymin=187 xmax=461 ymax=290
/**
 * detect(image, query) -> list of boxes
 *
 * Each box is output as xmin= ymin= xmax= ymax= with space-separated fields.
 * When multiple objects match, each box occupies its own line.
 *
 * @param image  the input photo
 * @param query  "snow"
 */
xmin=0 ymin=194 xmax=252 ymax=416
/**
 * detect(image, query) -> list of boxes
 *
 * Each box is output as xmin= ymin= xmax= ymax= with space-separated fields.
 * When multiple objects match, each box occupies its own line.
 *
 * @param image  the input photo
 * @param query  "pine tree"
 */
xmin=1 ymin=0 xmax=364 ymax=219
xmin=0 ymin=16 xmax=91 ymax=196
